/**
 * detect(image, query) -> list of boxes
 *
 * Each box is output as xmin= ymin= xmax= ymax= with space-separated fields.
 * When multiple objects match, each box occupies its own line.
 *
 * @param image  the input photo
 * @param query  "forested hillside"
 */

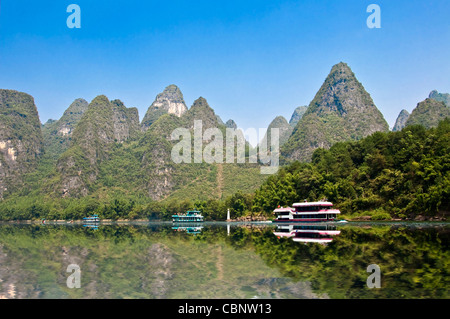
xmin=252 ymin=119 xmax=450 ymax=220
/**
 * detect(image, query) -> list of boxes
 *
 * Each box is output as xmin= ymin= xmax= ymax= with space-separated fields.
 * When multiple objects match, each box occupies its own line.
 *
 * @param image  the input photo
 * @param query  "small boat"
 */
xmin=172 ymin=210 xmax=204 ymax=223
xmin=273 ymin=201 xmax=341 ymax=223
xmin=83 ymin=214 xmax=100 ymax=223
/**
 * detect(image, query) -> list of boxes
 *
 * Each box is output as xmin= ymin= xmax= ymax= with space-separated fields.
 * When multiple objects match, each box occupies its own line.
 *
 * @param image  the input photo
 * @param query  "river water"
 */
xmin=0 ymin=221 xmax=448 ymax=299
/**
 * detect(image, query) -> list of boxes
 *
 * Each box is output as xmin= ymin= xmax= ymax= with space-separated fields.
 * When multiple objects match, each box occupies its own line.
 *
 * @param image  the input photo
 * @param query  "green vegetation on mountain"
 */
xmin=0 ymin=92 xmax=266 ymax=221
xmin=46 ymin=95 xmax=140 ymax=198
xmin=132 ymin=96 xmax=263 ymax=201
xmin=0 ymin=89 xmax=44 ymax=199
xmin=0 ymin=70 xmax=448 ymax=221
xmin=282 ymin=62 xmax=389 ymax=162
xmin=6 ymin=117 xmax=446 ymax=222
xmin=41 ymin=98 xmax=88 ymax=160
xmin=405 ymin=98 xmax=450 ymax=129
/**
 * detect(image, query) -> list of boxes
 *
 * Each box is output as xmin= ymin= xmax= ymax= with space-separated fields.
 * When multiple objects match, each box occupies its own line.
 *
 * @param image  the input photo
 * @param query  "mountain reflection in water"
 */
xmin=0 ymin=222 xmax=447 ymax=299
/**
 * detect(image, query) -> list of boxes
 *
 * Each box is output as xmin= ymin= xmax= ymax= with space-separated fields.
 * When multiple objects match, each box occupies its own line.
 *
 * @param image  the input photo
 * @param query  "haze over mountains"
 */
xmin=0 ymin=62 xmax=448 ymax=202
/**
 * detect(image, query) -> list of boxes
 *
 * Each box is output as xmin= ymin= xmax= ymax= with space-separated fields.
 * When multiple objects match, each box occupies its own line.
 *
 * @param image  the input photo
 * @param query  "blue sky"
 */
xmin=0 ymin=0 xmax=449 ymax=131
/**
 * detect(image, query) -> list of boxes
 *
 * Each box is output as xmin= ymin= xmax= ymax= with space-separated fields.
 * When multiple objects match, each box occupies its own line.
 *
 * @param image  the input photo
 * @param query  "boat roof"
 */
xmin=294 ymin=230 xmax=341 ymax=235
xmin=292 ymin=210 xmax=341 ymax=215
xmin=172 ymin=211 xmax=203 ymax=216
xmin=292 ymin=238 xmax=333 ymax=243
xmin=273 ymin=207 xmax=294 ymax=212
xmin=292 ymin=201 xmax=333 ymax=207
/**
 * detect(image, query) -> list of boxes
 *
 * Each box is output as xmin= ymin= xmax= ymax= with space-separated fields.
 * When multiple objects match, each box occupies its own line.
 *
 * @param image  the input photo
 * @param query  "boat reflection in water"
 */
xmin=172 ymin=222 xmax=204 ymax=235
xmin=83 ymin=224 xmax=100 ymax=230
xmin=274 ymin=223 xmax=341 ymax=244
xmin=83 ymin=214 xmax=100 ymax=230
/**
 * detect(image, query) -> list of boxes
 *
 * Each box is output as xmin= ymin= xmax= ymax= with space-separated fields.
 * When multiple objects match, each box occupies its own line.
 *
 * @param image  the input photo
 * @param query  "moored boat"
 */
xmin=172 ymin=210 xmax=204 ymax=222
xmin=273 ymin=201 xmax=341 ymax=222
xmin=83 ymin=214 xmax=100 ymax=223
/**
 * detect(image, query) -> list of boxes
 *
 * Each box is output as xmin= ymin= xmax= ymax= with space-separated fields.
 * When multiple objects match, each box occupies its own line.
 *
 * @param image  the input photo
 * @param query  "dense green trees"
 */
xmin=253 ymin=119 xmax=450 ymax=220
xmin=0 ymin=191 xmax=246 ymax=221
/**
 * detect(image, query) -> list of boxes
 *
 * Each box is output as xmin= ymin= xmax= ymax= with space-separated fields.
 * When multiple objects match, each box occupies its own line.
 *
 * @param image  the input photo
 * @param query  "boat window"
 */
xmin=295 ymin=205 xmax=333 ymax=212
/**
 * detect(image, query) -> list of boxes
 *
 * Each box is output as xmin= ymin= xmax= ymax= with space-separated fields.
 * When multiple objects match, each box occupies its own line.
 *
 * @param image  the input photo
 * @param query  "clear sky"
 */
xmin=0 ymin=0 xmax=449 ymax=131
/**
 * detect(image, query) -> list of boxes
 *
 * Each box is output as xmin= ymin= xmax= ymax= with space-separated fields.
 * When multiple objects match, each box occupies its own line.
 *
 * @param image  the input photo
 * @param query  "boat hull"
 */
xmin=273 ymin=218 xmax=337 ymax=223
xmin=172 ymin=210 xmax=204 ymax=223
xmin=172 ymin=217 xmax=204 ymax=222
xmin=273 ymin=202 xmax=341 ymax=224
xmin=292 ymin=237 xmax=334 ymax=243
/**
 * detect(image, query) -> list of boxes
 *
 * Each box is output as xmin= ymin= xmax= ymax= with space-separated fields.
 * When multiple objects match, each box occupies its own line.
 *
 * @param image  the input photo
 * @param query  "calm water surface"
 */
xmin=0 ymin=221 xmax=448 ymax=299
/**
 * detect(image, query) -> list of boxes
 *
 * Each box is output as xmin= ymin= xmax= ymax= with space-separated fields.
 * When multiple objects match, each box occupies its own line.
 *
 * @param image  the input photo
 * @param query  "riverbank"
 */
xmin=0 ymin=219 xmax=153 ymax=224
xmin=0 ymin=212 xmax=448 ymax=223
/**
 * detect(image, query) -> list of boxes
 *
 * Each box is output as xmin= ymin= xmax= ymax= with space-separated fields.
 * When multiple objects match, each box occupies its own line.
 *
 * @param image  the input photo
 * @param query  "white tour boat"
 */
xmin=273 ymin=201 xmax=341 ymax=223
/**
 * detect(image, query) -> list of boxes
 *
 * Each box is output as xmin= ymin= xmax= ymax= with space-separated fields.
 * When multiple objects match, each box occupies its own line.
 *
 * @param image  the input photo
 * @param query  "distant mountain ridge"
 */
xmin=393 ymin=109 xmax=410 ymax=132
xmin=392 ymin=90 xmax=450 ymax=132
xmin=405 ymin=98 xmax=450 ymax=129
xmin=259 ymin=116 xmax=293 ymax=149
xmin=38 ymin=90 xmax=265 ymax=201
xmin=51 ymin=96 xmax=140 ymax=197
xmin=429 ymin=90 xmax=450 ymax=107
xmin=289 ymin=106 xmax=307 ymax=127
xmin=42 ymin=98 xmax=89 ymax=159
xmin=1 ymin=63 xmax=448 ymax=205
